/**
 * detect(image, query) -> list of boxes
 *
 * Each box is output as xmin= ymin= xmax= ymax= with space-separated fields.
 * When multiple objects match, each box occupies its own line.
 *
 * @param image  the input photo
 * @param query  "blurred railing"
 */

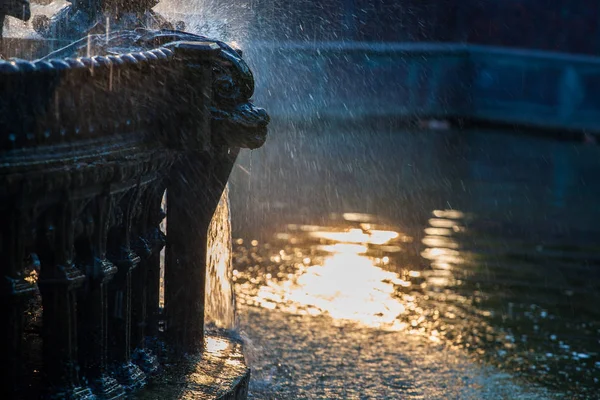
xmin=0 ymin=34 xmax=268 ymax=399
xmin=241 ymin=0 xmax=600 ymax=56
xmin=248 ymin=41 xmax=600 ymax=134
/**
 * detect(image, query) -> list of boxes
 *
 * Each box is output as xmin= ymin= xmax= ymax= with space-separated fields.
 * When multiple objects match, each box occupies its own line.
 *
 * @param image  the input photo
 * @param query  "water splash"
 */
xmin=205 ymin=186 xmax=236 ymax=329
xmin=155 ymin=0 xmax=253 ymax=42
xmin=4 ymin=0 xmax=251 ymax=43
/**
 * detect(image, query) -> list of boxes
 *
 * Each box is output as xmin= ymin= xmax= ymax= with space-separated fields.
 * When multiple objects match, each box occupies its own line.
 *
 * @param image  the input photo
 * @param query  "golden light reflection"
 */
xmin=421 ymin=215 xmax=464 ymax=289
xmin=186 ymin=334 xmax=247 ymax=389
xmin=285 ymin=252 xmax=405 ymax=326
xmin=342 ymin=212 xmax=376 ymax=222
xmin=317 ymin=243 xmax=368 ymax=254
xmin=205 ymin=336 xmax=229 ymax=355
xmin=424 ymin=227 xmax=453 ymax=236
xmin=432 ymin=210 xmax=465 ymax=219
xmin=428 ymin=218 xmax=459 ymax=228
xmin=239 ymin=225 xmax=408 ymax=330
xmin=235 ymin=211 xmax=477 ymax=341
xmin=422 ymin=236 xmax=460 ymax=249
xmin=24 ymin=269 xmax=38 ymax=284
xmin=310 ymin=228 xmax=399 ymax=245
xmin=421 ymin=247 xmax=463 ymax=264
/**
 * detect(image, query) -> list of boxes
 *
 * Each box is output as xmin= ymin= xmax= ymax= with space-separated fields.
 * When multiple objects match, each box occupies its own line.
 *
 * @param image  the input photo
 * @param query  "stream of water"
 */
xmin=205 ymin=187 xmax=237 ymax=330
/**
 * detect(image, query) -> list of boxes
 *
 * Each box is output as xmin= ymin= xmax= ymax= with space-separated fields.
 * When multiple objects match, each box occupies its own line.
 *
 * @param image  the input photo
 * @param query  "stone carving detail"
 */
xmin=76 ymin=192 xmax=125 ymax=398
xmin=154 ymin=31 xmax=270 ymax=150
xmin=36 ymin=199 xmax=95 ymax=399
xmin=37 ymin=27 xmax=269 ymax=150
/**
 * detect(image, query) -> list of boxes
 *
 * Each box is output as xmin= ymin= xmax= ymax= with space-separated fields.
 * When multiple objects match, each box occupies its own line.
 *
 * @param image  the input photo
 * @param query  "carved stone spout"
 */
xmin=41 ymin=28 xmax=270 ymax=150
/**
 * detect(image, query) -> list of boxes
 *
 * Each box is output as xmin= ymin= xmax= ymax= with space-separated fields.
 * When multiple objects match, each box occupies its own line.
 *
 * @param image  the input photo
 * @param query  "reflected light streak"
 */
xmin=429 ymin=218 xmax=460 ymax=228
xmin=310 ymin=228 xmax=399 ymax=245
xmin=422 ymin=236 xmax=460 ymax=249
xmin=421 ymin=216 xmax=462 ymax=288
xmin=424 ymin=227 xmax=453 ymax=236
xmin=421 ymin=247 xmax=463 ymax=264
xmin=342 ymin=212 xmax=376 ymax=222
xmin=432 ymin=210 xmax=465 ymax=219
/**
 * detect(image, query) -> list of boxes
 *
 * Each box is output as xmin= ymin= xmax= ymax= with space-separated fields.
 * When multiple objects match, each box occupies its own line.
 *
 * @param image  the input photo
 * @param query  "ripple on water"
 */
xmin=233 ymin=211 xmax=600 ymax=398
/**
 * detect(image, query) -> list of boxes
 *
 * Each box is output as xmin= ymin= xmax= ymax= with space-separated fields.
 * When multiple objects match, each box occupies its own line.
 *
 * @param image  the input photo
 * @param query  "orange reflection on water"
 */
xmin=236 ymin=211 xmax=474 ymax=337
xmin=285 ymin=247 xmax=405 ymax=327
xmin=239 ymin=225 xmax=409 ymax=330
xmin=420 ymin=212 xmax=465 ymax=288
xmin=310 ymin=228 xmax=399 ymax=245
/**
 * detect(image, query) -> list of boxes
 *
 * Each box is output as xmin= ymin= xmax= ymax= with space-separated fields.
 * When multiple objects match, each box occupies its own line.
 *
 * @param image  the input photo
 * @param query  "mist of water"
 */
xmin=4 ymin=0 xmax=253 ymax=43
xmin=155 ymin=0 xmax=253 ymax=42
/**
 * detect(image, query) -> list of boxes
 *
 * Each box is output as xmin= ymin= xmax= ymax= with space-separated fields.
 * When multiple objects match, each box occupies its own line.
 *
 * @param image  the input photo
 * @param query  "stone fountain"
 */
xmin=0 ymin=1 xmax=268 ymax=398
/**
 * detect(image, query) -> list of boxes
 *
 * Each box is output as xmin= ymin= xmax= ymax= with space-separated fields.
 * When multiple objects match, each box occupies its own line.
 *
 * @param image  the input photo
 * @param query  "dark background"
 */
xmin=247 ymin=0 xmax=600 ymax=55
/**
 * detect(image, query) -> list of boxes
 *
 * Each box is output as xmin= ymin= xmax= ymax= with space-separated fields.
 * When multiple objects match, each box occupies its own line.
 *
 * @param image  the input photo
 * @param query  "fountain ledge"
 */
xmin=136 ymin=331 xmax=250 ymax=400
xmin=0 ymin=23 xmax=267 ymax=400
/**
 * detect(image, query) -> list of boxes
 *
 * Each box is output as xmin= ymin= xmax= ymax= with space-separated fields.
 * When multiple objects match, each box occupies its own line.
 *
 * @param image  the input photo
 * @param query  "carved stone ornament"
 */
xmin=0 ymin=3 xmax=269 ymax=397
xmin=37 ymin=28 xmax=270 ymax=150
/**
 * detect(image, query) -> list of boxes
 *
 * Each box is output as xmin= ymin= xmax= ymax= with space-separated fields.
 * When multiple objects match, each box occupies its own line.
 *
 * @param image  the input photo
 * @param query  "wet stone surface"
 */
xmin=135 ymin=331 xmax=249 ymax=400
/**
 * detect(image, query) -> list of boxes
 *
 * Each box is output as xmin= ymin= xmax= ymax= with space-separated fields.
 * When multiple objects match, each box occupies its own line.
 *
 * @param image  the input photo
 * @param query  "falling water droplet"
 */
xmin=106 ymin=17 xmax=110 ymax=45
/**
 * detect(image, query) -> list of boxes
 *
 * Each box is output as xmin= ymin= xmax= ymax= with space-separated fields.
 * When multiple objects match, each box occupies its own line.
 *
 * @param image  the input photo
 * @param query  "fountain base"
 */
xmin=135 ymin=331 xmax=249 ymax=400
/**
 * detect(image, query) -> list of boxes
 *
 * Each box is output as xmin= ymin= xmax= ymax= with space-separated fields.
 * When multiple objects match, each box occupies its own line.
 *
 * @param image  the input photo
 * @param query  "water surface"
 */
xmin=230 ymin=121 xmax=600 ymax=399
